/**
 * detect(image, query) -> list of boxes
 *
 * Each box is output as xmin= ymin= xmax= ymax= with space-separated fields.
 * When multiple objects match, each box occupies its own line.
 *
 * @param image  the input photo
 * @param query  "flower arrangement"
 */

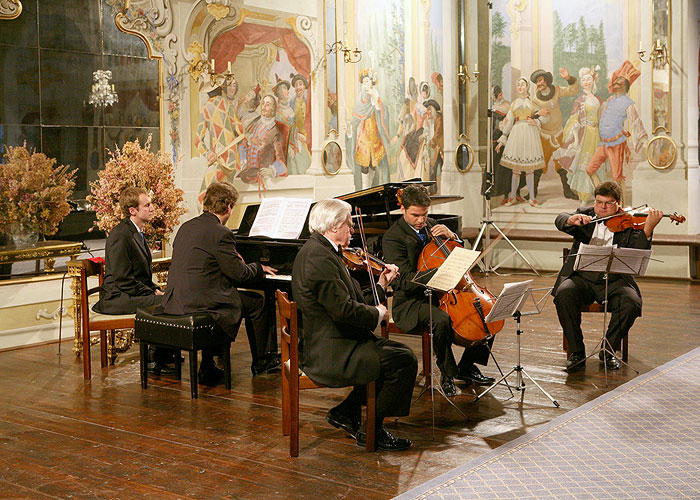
xmin=0 ymin=143 xmax=76 ymax=238
xmin=88 ymin=135 xmax=186 ymax=245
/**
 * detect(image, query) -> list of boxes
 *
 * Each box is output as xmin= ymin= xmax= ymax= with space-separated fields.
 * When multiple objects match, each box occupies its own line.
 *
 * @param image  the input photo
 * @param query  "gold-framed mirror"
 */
xmin=321 ymin=140 xmax=342 ymax=175
xmin=646 ymin=135 xmax=676 ymax=170
xmin=455 ymin=142 xmax=474 ymax=172
xmin=651 ymin=0 xmax=671 ymax=134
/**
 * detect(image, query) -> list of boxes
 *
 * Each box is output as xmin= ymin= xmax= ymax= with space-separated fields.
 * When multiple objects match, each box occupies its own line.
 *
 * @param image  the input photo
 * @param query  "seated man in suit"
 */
xmin=382 ymin=184 xmax=495 ymax=397
xmin=292 ymin=199 xmax=417 ymax=451
xmin=553 ymin=181 xmax=662 ymax=371
xmin=93 ymin=186 xmax=170 ymax=373
xmin=161 ymin=182 xmax=280 ymax=385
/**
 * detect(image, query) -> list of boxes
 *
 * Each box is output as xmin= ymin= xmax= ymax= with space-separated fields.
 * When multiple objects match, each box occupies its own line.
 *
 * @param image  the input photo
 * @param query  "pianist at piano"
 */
xmin=291 ymin=199 xmax=417 ymax=451
xmin=161 ymin=182 xmax=281 ymax=385
xmin=382 ymin=184 xmax=495 ymax=398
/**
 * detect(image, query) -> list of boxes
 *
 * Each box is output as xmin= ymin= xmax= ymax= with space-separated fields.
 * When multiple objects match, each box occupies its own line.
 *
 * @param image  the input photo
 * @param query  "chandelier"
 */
xmin=88 ymin=70 xmax=118 ymax=107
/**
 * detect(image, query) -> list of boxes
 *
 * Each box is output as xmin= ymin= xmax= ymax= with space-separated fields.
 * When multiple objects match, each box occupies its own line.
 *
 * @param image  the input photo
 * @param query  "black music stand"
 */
xmin=567 ymin=244 xmax=651 ymax=382
xmin=472 ymin=281 xmax=559 ymax=407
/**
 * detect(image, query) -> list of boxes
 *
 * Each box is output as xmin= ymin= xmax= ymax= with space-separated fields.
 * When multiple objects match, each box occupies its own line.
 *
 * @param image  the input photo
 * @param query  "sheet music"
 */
xmin=574 ymin=243 xmax=652 ymax=276
xmin=485 ymin=280 xmax=533 ymax=323
xmin=249 ymin=198 xmax=312 ymax=239
xmin=425 ymin=247 xmax=480 ymax=292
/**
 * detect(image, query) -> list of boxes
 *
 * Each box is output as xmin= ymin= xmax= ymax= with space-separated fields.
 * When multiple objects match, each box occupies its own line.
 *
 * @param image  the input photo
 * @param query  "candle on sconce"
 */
xmin=211 ymin=59 xmax=215 ymax=71
xmin=474 ymin=63 xmax=478 ymax=73
xmin=111 ymin=84 xmax=115 ymax=92
xmin=227 ymin=61 xmax=231 ymax=73
xmin=639 ymin=40 xmax=643 ymax=52
xmin=125 ymin=0 xmax=129 ymax=9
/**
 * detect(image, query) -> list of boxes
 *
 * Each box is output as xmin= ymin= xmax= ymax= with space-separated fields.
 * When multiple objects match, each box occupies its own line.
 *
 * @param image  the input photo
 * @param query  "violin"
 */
xmin=342 ymin=247 xmax=396 ymax=277
xmin=417 ymin=221 xmax=504 ymax=347
xmin=589 ymin=206 xmax=686 ymax=233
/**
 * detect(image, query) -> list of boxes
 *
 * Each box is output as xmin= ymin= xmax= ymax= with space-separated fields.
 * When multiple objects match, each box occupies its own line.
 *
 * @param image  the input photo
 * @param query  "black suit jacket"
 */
xmin=553 ymin=207 xmax=652 ymax=296
xmin=291 ymin=232 xmax=385 ymax=387
xmin=381 ymin=217 xmax=438 ymax=333
xmin=94 ymin=217 xmax=159 ymax=314
xmin=160 ymin=212 xmax=263 ymax=334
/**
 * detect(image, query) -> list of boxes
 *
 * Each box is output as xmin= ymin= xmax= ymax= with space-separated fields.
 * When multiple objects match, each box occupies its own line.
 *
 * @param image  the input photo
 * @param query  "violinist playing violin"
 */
xmin=291 ymin=199 xmax=417 ymax=451
xmin=553 ymin=181 xmax=663 ymax=371
xmin=382 ymin=184 xmax=496 ymax=397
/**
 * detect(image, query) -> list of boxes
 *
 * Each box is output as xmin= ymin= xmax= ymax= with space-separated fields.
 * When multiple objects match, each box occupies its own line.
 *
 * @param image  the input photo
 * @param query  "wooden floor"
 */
xmin=0 ymin=273 xmax=698 ymax=500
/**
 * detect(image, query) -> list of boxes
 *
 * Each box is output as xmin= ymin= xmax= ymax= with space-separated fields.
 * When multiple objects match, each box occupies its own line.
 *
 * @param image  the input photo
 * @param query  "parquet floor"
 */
xmin=0 ymin=273 xmax=697 ymax=499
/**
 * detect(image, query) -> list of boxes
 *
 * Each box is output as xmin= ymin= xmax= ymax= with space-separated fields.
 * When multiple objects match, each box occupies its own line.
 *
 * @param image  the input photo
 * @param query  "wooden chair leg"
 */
xmin=421 ymin=331 xmax=431 ymax=380
xmin=365 ymin=381 xmax=376 ymax=452
xmin=190 ymin=351 xmax=198 ymax=399
xmin=82 ymin=325 xmax=91 ymax=381
xmin=223 ymin=343 xmax=231 ymax=390
xmin=282 ymin=368 xmax=290 ymax=437
xmin=622 ymin=335 xmax=628 ymax=362
xmin=175 ymin=350 xmax=182 ymax=380
xmin=100 ymin=330 xmax=108 ymax=367
xmin=290 ymin=371 xmax=300 ymax=457
xmin=139 ymin=342 xmax=148 ymax=389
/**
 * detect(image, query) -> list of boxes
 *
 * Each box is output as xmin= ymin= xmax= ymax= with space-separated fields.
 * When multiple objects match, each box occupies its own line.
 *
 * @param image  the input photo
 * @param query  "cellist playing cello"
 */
xmin=383 ymin=184 xmax=496 ymax=397
xmin=554 ymin=181 xmax=663 ymax=372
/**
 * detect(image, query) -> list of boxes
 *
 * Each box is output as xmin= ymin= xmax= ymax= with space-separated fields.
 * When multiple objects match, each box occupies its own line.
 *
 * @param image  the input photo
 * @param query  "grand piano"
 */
xmin=233 ymin=180 xmax=462 ymax=302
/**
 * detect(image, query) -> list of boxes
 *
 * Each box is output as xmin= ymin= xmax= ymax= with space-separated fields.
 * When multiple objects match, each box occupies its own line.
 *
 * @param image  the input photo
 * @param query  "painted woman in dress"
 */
xmin=274 ymin=78 xmax=311 ymax=175
xmin=495 ymin=77 xmax=547 ymax=207
xmin=555 ymin=66 xmax=608 ymax=205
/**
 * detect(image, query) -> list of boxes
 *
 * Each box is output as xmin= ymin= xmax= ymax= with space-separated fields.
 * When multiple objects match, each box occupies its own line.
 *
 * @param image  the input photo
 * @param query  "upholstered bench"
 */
xmin=134 ymin=307 xmax=231 ymax=399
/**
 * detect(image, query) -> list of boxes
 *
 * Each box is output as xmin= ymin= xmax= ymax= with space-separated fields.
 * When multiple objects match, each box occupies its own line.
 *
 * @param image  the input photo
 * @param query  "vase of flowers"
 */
xmin=88 ymin=135 xmax=186 ymax=246
xmin=0 ymin=143 xmax=76 ymax=247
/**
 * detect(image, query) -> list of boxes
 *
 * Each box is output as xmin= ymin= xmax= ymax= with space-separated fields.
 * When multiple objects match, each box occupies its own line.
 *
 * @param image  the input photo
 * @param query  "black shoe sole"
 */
xmin=326 ymin=413 xmax=358 ymax=438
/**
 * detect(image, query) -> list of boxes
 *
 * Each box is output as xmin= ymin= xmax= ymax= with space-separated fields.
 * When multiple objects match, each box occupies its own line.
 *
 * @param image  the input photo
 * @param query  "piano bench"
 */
xmin=134 ymin=307 xmax=231 ymax=399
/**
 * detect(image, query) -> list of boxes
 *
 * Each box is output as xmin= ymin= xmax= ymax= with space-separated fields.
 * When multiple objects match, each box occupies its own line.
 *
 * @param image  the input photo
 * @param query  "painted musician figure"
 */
xmin=382 ymin=184 xmax=495 ymax=397
xmin=292 ymin=199 xmax=417 ymax=451
xmin=553 ymin=181 xmax=662 ymax=371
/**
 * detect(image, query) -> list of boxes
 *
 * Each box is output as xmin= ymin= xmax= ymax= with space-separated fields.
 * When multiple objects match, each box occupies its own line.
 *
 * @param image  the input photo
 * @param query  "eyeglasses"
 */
xmin=594 ymin=200 xmax=617 ymax=207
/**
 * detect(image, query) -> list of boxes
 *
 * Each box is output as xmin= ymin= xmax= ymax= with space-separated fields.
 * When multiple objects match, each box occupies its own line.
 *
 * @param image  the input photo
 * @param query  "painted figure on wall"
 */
xmin=195 ymin=78 xmax=246 ymax=204
xmin=399 ymin=81 xmax=431 ymax=182
xmin=290 ymin=74 xmax=311 ymax=151
xmin=423 ymin=99 xmax=444 ymax=194
xmin=346 ymin=68 xmax=391 ymax=190
xmin=528 ymin=68 xmax=579 ymax=201
xmin=555 ymin=66 xmax=608 ymax=205
xmin=490 ymin=85 xmax=513 ymax=198
xmin=495 ymin=77 xmax=547 ymax=207
xmin=273 ymin=78 xmax=311 ymax=175
xmin=237 ymin=95 xmax=288 ymax=190
xmin=586 ymin=60 xmax=647 ymax=205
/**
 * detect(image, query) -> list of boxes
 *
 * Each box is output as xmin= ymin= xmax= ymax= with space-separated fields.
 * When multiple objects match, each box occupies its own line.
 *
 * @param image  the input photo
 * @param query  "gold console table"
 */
xmin=66 ymin=256 xmax=171 ymax=357
xmin=0 ymin=240 xmax=82 ymax=273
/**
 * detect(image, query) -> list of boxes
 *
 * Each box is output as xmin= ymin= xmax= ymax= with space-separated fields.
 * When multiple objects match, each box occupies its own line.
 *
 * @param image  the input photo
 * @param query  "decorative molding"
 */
xmin=206 ymin=0 xmax=230 ymax=21
xmin=287 ymin=15 xmax=317 ymax=73
xmin=36 ymin=306 xmax=68 ymax=321
xmin=0 ymin=0 xmax=22 ymax=20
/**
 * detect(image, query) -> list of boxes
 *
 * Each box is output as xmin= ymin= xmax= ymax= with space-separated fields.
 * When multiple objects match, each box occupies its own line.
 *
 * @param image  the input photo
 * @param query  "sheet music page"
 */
xmin=249 ymin=198 xmax=312 ymax=239
xmin=574 ymin=243 xmax=615 ymax=273
xmin=425 ymin=247 xmax=480 ymax=292
xmin=485 ymin=280 xmax=533 ymax=323
xmin=609 ymin=247 xmax=652 ymax=276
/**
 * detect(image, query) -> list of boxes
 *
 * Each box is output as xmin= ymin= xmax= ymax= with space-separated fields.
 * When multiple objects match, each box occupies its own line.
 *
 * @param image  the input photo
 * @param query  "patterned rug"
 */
xmin=395 ymin=347 xmax=700 ymax=500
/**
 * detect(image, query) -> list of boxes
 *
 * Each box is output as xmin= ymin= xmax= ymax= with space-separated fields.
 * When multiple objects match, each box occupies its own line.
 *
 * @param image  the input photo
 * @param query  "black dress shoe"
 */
xmin=147 ymin=361 xmax=177 ymax=376
xmin=566 ymin=352 xmax=586 ymax=372
xmin=251 ymin=355 xmax=282 ymax=376
xmin=326 ymin=407 xmax=361 ymax=438
xmin=600 ymin=352 xmax=620 ymax=370
xmin=440 ymin=374 xmax=458 ymax=397
xmin=198 ymin=364 xmax=225 ymax=386
xmin=356 ymin=426 xmax=412 ymax=451
xmin=457 ymin=365 xmax=495 ymax=385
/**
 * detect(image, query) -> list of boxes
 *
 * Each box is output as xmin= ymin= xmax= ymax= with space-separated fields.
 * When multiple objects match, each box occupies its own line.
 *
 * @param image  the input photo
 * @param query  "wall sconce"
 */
xmin=458 ymin=63 xmax=479 ymax=83
xmin=638 ymin=39 xmax=669 ymax=67
xmin=327 ymin=41 xmax=362 ymax=64
xmin=188 ymin=58 xmax=236 ymax=88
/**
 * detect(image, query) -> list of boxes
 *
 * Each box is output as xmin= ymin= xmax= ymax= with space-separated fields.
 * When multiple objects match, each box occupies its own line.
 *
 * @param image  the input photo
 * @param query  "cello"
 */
xmin=417 ymin=220 xmax=504 ymax=347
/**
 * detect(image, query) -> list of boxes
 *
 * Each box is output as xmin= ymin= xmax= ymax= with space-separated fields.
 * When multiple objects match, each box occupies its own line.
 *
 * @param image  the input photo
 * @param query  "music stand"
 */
xmin=472 ymin=281 xmax=560 ymax=408
xmin=567 ymin=244 xmax=651 ymax=382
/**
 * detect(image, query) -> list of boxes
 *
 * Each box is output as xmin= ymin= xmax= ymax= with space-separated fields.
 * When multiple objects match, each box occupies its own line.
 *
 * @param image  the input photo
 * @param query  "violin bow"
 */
xmin=355 ymin=207 xmax=381 ymax=306
xmin=588 ymin=203 xmax=647 ymax=224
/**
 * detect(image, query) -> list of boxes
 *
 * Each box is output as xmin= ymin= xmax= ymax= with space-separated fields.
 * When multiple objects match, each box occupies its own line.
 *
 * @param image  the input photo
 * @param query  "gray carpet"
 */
xmin=395 ymin=347 xmax=700 ymax=500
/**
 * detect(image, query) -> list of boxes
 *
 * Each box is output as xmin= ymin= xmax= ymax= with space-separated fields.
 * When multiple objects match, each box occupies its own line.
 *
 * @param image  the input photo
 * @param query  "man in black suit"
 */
xmin=93 ymin=187 xmax=171 ymax=373
xmin=161 ymin=182 xmax=280 ymax=385
xmin=382 ymin=184 xmax=495 ymax=397
xmin=292 ymin=199 xmax=417 ymax=451
xmin=554 ymin=181 xmax=662 ymax=371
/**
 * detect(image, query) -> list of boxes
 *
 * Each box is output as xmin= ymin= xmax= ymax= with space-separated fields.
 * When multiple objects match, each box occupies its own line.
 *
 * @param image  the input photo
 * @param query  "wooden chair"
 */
xmin=561 ymin=248 xmax=628 ymax=361
xmin=79 ymin=258 xmax=135 ymax=380
xmin=275 ymin=290 xmax=375 ymax=456
xmin=381 ymin=320 xmax=432 ymax=381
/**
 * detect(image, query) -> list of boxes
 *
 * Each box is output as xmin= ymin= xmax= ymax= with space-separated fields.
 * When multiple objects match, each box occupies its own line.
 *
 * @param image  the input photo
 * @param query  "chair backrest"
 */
xmin=276 ymin=289 xmax=299 ymax=378
xmin=80 ymin=258 xmax=105 ymax=333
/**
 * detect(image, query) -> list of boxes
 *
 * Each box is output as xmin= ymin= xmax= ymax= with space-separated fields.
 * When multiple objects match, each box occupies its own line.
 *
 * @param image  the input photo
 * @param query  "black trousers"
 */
xmin=338 ymin=338 xmax=418 ymax=424
xmin=554 ymin=275 xmax=641 ymax=355
xmin=413 ymin=303 xmax=492 ymax=378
